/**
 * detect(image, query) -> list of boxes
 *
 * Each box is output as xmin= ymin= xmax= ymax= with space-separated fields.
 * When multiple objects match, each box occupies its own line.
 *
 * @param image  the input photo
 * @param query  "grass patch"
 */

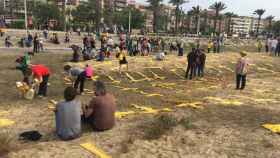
xmin=143 ymin=114 xmax=178 ymax=140
xmin=179 ymin=117 xmax=193 ymax=129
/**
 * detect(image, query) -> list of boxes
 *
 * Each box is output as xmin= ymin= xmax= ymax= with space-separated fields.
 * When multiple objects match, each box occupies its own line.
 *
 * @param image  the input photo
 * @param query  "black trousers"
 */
xmin=34 ymin=42 xmax=39 ymax=53
xmin=197 ymin=64 xmax=204 ymax=77
xmin=74 ymin=71 xmax=86 ymax=93
xmin=236 ymin=74 xmax=246 ymax=90
xmin=38 ymin=75 xmax=49 ymax=96
xmin=185 ymin=64 xmax=196 ymax=80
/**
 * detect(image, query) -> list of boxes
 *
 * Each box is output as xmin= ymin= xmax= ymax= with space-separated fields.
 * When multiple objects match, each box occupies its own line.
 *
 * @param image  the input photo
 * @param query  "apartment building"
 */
xmin=231 ymin=16 xmax=252 ymax=34
xmin=231 ymin=16 xmax=268 ymax=35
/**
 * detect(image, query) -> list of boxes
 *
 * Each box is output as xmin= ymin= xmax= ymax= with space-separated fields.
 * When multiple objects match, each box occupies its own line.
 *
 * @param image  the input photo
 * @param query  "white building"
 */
xmin=231 ymin=16 xmax=267 ymax=35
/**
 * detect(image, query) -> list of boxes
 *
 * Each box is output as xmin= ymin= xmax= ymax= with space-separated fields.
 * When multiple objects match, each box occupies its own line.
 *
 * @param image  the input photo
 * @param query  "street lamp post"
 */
xmin=128 ymin=9 xmax=131 ymax=33
xmin=64 ymin=0 xmax=67 ymax=32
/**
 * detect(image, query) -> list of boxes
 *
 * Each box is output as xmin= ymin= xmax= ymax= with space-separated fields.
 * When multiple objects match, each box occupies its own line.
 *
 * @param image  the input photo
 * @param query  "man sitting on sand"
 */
xmin=55 ymin=87 xmax=81 ymax=140
xmin=82 ymin=81 xmax=116 ymax=131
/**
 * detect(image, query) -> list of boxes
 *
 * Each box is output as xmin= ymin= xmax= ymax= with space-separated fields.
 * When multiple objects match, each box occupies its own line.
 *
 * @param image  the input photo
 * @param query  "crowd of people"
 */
xmin=10 ymin=29 xmax=258 ymax=141
xmin=264 ymin=37 xmax=280 ymax=56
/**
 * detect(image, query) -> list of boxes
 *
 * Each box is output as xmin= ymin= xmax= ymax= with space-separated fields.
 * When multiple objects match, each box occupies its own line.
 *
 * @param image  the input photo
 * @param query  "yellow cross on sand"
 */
xmin=0 ymin=119 xmax=15 ymax=127
xmin=150 ymin=71 xmax=165 ymax=80
xmin=125 ymin=72 xmax=146 ymax=82
xmin=107 ymin=75 xmax=120 ymax=84
xmin=80 ymin=142 xmax=111 ymax=158
xmin=170 ymin=69 xmax=184 ymax=79
xmin=136 ymin=72 xmax=153 ymax=81
xmin=176 ymin=102 xmax=204 ymax=109
xmin=205 ymin=97 xmax=243 ymax=106
xmin=262 ymin=124 xmax=280 ymax=133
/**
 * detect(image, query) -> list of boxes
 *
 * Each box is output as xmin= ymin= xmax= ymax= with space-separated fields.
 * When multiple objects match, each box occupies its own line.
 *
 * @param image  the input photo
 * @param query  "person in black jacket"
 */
xmin=196 ymin=49 xmax=206 ymax=77
xmin=185 ymin=48 xmax=197 ymax=80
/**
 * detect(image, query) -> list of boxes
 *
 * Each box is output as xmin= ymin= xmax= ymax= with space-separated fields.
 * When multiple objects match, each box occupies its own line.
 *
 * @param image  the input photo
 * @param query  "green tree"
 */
xmin=32 ymin=2 xmax=63 ymax=30
xmin=72 ymin=1 xmax=96 ymax=28
xmin=271 ymin=21 xmax=280 ymax=36
xmin=113 ymin=8 xmax=146 ymax=30
xmin=147 ymin=0 xmax=163 ymax=33
xmin=224 ymin=12 xmax=237 ymax=35
xmin=200 ymin=9 xmax=209 ymax=34
xmin=190 ymin=5 xmax=201 ymax=34
xmin=209 ymin=1 xmax=227 ymax=33
xmin=169 ymin=0 xmax=187 ymax=33
xmin=253 ymin=9 xmax=266 ymax=35
xmin=265 ymin=15 xmax=274 ymax=33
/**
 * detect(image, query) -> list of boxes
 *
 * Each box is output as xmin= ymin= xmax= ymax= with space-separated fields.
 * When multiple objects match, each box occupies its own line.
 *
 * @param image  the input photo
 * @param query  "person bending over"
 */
xmin=26 ymin=64 xmax=50 ymax=97
xmin=64 ymin=65 xmax=93 ymax=94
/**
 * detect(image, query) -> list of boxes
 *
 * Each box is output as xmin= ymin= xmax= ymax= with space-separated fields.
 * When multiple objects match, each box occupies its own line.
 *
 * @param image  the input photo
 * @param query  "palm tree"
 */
xmin=190 ymin=5 xmax=201 ymax=34
xmin=200 ymin=9 xmax=209 ymax=33
xmin=186 ymin=10 xmax=192 ymax=32
xmin=266 ymin=15 xmax=274 ymax=33
xmin=253 ymin=9 xmax=265 ymax=35
xmin=147 ymin=0 xmax=163 ymax=33
xmin=169 ymin=0 xmax=188 ymax=33
xmin=224 ymin=12 xmax=237 ymax=35
xmin=209 ymin=1 xmax=227 ymax=33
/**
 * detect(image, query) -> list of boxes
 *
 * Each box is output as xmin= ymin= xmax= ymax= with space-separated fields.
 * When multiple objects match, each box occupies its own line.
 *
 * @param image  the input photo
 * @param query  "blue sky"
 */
xmin=136 ymin=0 xmax=280 ymax=20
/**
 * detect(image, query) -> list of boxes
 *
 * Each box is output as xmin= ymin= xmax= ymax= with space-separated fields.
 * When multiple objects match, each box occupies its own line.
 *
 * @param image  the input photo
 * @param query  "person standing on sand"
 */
xmin=265 ymin=38 xmax=269 ymax=53
xmin=196 ymin=49 xmax=206 ymax=77
xmin=82 ymin=81 xmax=116 ymax=131
xmin=116 ymin=47 xmax=128 ymax=74
xmin=256 ymin=40 xmax=262 ymax=53
xmin=276 ymin=38 xmax=280 ymax=57
xmin=207 ymin=40 xmax=213 ymax=53
xmin=185 ymin=48 xmax=197 ymax=80
xmin=271 ymin=37 xmax=278 ymax=56
xmin=235 ymin=51 xmax=249 ymax=90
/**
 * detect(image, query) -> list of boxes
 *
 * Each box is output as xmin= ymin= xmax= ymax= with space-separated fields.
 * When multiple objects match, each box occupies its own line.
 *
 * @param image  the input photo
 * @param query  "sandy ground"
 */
xmin=0 ymin=50 xmax=280 ymax=158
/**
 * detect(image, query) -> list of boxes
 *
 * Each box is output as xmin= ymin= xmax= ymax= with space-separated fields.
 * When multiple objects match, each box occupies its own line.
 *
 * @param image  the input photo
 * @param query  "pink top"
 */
xmin=85 ymin=65 xmax=93 ymax=78
xmin=236 ymin=57 xmax=249 ymax=75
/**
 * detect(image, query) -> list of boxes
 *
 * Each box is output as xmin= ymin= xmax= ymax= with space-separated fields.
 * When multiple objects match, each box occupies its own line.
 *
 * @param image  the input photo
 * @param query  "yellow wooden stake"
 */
xmin=80 ymin=142 xmax=111 ymax=158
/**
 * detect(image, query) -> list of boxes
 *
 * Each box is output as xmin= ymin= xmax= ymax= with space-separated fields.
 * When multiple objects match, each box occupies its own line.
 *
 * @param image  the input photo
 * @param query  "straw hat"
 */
xmin=240 ymin=51 xmax=247 ymax=57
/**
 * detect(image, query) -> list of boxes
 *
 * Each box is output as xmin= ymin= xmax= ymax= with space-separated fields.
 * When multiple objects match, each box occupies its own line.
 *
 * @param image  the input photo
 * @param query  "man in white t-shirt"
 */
xmin=271 ymin=38 xmax=278 ymax=55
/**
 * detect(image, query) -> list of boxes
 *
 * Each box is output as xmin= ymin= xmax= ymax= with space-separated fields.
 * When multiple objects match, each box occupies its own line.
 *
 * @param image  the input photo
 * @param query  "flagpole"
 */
xmin=128 ymin=9 xmax=131 ymax=33
xmin=24 ymin=0 xmax=28 ymax=34
xmin=64 ymin=0 xmax=67 ymax=32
